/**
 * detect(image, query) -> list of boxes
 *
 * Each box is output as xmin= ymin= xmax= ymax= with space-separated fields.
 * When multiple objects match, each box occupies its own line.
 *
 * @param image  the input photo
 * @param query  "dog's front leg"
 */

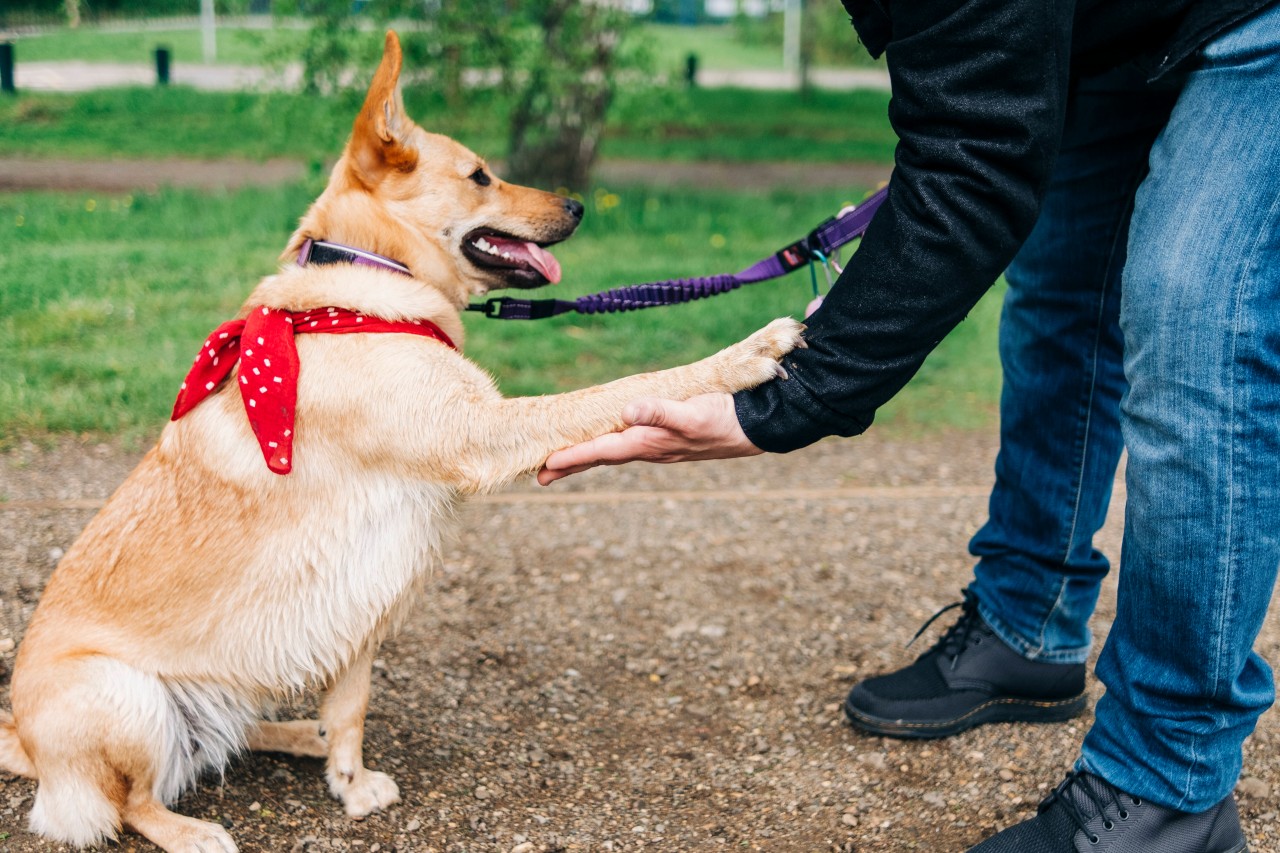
xmin=452 ymin=317 xmax=804 ymax=489
xmin=320 ymin=642 xmax=401 ymax=818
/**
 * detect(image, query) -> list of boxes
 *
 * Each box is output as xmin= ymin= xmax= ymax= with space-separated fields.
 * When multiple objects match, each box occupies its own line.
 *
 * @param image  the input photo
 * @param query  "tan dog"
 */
xmin=0 ymin=31 xmax=802 ymax=852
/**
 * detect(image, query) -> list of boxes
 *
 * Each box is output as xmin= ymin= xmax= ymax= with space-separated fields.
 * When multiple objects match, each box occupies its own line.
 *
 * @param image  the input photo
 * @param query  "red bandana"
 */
xmin=172 ymin=305 xmax=456 ymax=475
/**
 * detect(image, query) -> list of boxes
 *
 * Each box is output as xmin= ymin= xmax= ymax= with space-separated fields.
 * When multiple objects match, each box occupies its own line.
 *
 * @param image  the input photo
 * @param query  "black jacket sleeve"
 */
xmin=734 ymin=0 xmax=1075 ymax=452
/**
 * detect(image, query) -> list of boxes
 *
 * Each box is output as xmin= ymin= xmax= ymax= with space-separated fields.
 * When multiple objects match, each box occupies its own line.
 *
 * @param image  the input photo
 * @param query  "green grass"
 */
xmin=8 ymin=25 xmax=310 ymax=66
xmin=8 ymin=21 xmax=858 ymax=72
xmin=0 ymin=85 xmax=896 ymax=165
xmin=0 ymin=183 xmax=1000 ymax=444
xmin=642 ymin=23 xmax=787 ymax=73
xmin=606 ymin=87 xmax=896 ymax=163
xmin=0 ymin=86 xmax=364 ymax=162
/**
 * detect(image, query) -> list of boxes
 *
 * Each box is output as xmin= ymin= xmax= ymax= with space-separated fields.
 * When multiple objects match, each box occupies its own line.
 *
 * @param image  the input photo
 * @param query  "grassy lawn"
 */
xmin=0 ymin=182 xmax=1001 ymax=445
xmin=643 ymin=23 xmax=786 ymax=72
xmin=0 ymin=85 xmax=897 ymax=165
xmin=6 ymin=22 xmax=865 ymax=72
xmin=6 ymin=24 xmax=310 ymax=66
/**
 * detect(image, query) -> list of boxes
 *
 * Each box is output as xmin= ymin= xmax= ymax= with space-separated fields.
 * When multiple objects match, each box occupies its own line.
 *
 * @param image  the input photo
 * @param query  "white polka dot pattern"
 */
xmin=171 ymin=306 xmax=457 ymax=475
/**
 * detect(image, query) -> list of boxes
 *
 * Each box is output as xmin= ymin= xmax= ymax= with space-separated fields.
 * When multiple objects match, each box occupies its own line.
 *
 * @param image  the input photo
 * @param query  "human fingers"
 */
xmin=541 ymin=429 xmax=652 ymax=475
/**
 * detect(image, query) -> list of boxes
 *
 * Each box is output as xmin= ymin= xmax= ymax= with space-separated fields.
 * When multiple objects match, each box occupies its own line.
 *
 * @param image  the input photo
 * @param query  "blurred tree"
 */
xmin=505 ymin=0 xmax=633 ymax=190
xmin=278 ymin=0 xmax=643 ymax=192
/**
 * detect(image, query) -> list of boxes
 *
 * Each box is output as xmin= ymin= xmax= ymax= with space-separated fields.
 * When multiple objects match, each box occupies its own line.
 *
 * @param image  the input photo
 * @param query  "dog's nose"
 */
xmin=564 ymin=198 xmax=585 ymax=221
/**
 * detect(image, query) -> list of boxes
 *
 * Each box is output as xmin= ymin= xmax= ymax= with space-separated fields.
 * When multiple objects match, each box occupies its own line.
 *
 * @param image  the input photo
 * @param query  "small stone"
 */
xmin=1237 ymin=777 xmax=1271 ymax=799
xmin=405 ymin=818 xmax=422 ymax=832
xmin=248 ymin=802 xmax=261 ymax=812
xmin=841 ymin=813 xmax=859 ymax=827
xmin=510 ymin=844 xmax=535 ymax=853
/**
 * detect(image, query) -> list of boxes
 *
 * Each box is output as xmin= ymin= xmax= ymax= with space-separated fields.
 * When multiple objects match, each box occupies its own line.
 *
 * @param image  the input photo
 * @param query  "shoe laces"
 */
xmin=1039 ymin=771 xmax=1140 ymax=844
xmin=908 ymin=589 xmax=983 ymax=670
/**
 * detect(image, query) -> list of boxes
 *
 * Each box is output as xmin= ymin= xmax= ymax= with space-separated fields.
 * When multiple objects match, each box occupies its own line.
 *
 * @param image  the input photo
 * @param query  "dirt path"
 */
xmin=3 ymin=434 xmax=1280 ymax=853
xmin=0 ymin=156 xmax=892 ymax=193
xmin=2 ymin=154 xmax=1276 ymax=852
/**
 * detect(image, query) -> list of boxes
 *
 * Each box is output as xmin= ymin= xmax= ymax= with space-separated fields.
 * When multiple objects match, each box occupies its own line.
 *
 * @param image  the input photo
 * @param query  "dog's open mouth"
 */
xmin=462 ymin=228 xmax=563 ymax=287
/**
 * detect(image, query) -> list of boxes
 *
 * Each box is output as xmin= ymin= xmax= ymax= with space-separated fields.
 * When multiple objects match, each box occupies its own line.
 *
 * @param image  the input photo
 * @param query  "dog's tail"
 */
xmin=0 ymin=709 xmax=36 ymax=778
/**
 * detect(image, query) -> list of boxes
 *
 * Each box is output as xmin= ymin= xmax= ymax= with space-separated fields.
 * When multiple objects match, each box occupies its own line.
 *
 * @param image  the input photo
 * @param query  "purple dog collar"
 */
xmin=297 ymin=238 xmax=412 ymax=278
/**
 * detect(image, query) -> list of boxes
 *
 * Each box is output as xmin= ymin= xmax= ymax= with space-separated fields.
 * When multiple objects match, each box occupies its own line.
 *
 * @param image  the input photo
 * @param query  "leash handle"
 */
xmin=467 ymin=183 xmax=889 ymax=320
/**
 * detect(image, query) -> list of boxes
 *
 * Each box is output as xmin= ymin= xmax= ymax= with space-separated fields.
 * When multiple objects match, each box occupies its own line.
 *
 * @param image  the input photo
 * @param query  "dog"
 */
xmin=0 ymin=30 xmax=803 ymax=853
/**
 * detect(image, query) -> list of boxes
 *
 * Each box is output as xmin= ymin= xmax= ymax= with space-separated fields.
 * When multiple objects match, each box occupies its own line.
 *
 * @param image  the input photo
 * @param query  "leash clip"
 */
xmin=806 ymin=215 xmax=842 ymax=257
xmin=775 ymin=217 xmax=839 ymax=273
xmin=469 ymin=297 xmax=506 ymax=318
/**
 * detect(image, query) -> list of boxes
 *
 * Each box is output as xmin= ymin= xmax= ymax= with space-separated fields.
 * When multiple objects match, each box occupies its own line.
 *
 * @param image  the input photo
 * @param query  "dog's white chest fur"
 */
xmin=231 ymin=474 xmax=456 ymax=692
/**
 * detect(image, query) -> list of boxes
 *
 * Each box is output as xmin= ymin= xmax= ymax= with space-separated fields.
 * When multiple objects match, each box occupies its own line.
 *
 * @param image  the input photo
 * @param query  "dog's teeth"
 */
xmin=474 ymin=238 xmax=502 ymax=257
xmin=501 ymin=252 xmax=512 ymax=259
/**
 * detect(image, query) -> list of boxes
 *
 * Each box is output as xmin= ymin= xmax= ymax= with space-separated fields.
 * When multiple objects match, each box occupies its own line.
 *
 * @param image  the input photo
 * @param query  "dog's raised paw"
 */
xmin=331 ymin=768 xmax=401 ymax=818
xmin=744 ymin=317 xmax=807 ymax=360
xmin=709 ymin=317 xmax=807 ymax=392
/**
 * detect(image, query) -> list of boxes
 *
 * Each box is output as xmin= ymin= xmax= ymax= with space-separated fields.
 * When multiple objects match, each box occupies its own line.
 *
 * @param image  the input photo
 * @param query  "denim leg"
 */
xmin=1080 ymin=3 xmax=1280 ymax=811
xmin=970 ymin=75 xmax=1175 ymax=663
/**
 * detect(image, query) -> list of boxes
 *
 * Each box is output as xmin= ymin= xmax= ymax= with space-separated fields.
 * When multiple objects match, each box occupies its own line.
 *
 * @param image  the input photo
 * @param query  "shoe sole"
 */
xmin=844 ymin=692 xmax=1088 ymax=739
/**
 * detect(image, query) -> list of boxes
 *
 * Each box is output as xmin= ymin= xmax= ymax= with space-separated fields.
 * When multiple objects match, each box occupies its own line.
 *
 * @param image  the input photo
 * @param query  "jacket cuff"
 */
xmin=733 ymin=370 xmax=872 ymax=454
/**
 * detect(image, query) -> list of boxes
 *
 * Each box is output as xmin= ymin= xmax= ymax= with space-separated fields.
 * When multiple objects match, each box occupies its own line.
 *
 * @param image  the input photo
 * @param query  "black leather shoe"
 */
xmin=967 ymin=770 xmax=1248 ymax=852
xmin=844 ymin=591 xmax=1087 ymax=738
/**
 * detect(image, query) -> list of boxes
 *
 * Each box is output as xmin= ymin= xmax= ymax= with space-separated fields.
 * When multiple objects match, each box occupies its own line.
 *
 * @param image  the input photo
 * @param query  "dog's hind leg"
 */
xmin=18 ymin=658 xmax=130 ymax=847
xmin=19 ymin=656 xmax=245 ymax=850
xmin=123 ymin=790 xmax=238 ymax=853
xmin=0 ymin=710 xmax=36 ymax=778
xmin=247 ymin=720 xmax=328 ymax=758
xmin=320 ymin=642 xmax=400 ymax=817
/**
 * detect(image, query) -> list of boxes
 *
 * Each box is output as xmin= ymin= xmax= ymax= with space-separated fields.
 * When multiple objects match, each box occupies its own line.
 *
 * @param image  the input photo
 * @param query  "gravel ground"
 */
xmin=3 ymin=433 xmax=1280 ymax=853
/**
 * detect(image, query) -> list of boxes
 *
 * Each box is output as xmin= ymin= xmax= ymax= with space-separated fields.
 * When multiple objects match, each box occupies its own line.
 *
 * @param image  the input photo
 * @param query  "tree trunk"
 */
xmin=505 ymin=1 xmax=624 ymax=192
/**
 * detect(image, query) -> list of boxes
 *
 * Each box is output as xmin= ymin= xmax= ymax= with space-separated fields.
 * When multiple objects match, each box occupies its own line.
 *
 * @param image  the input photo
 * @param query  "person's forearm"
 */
xmin=735 ymin=0 xmax=1076 ymax=452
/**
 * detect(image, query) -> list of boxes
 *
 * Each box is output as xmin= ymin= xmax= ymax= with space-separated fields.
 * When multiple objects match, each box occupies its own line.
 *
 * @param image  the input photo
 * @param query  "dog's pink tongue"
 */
xmin=523 ymin=242 xmax=561 ymax=284
xmin=486 ymin=235 xmax=562 ymax=283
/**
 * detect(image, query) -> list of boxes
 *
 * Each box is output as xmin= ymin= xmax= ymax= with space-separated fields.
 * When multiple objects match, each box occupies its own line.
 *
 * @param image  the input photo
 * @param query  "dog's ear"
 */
xmin=348 ymin=30 xmax=418 ymax=186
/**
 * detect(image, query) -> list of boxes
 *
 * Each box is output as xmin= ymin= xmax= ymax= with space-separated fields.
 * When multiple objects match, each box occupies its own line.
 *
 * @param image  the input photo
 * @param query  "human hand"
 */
xmin=537 ymin=392 xmax=762 ymax=485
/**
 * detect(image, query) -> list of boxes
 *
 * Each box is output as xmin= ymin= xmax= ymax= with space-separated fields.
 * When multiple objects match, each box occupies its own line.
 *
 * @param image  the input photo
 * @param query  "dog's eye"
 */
xmin=469 ymin=168 xmax=491 ymax=187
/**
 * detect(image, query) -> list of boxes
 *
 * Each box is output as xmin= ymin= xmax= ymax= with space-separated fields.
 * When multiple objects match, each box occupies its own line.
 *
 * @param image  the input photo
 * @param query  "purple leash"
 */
xmin=466 ymin=184 xmax=889 ymax=320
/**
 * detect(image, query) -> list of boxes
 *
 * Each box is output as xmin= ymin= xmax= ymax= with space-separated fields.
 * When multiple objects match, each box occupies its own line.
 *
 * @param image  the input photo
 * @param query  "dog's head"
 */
xmin=286 ymin=31 xmax=584 ymax=306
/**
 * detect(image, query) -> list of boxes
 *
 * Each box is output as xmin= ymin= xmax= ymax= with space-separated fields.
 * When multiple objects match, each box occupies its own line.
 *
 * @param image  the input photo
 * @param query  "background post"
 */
xmin=155 ymin=46 xmax=171 ymax=86
xmin=1 ymin=43 xmax=15 ymax=95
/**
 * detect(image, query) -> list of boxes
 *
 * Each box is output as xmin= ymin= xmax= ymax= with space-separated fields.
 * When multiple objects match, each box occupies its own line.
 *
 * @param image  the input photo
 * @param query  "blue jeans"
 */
xmin=969 ymin=3 xmax=1280 ymax=812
